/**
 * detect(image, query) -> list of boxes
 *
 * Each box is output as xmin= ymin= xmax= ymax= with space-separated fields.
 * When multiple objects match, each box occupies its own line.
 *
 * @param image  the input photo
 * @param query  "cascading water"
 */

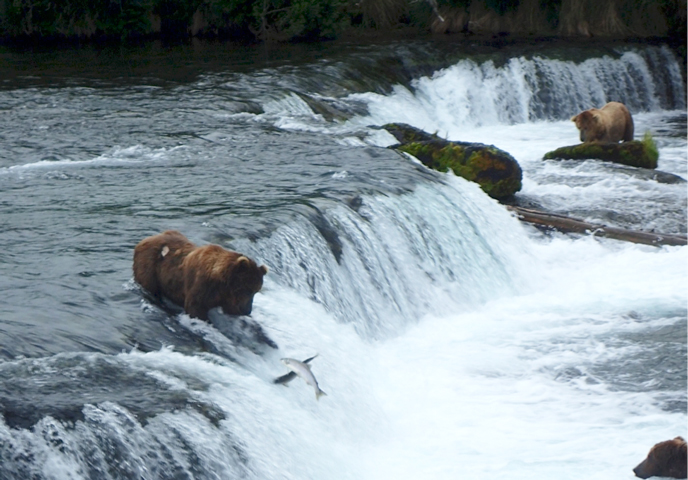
xmin=0 ymin=177 xmax=535 ymax=479
xmin=0 ymin=41 xmax=685 ymax=479
xmin=239 ymin=179 xmax=527 ymax=339
xmin=336 ymin=45 xmax=686 ymax=137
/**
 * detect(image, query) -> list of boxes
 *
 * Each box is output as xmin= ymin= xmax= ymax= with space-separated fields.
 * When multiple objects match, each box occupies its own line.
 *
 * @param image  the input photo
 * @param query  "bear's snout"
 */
xmin=239 ymin=298 xmax=254 ymax=316
xmin=633 ymin=460 xmax=651 ymax=479
xmin=222 ymin=296 xmax=254 ymax=316
xmin=633 ymin=437 xmax=687 ymax=479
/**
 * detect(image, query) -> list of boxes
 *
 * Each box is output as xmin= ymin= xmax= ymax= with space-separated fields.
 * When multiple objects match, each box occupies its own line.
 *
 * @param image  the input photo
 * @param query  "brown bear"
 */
xmin=133 ymin=230 xmax=268 ymax=321
xmin=571 ymin=101 xmax=634 ymax=143
xmin=633 ymin=437 xmax=687 ymax=479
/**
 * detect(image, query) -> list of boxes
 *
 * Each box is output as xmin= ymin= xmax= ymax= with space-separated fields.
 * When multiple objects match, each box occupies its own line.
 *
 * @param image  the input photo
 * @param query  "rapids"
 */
xmin=0 ymin=38 xmax=685 ymax=479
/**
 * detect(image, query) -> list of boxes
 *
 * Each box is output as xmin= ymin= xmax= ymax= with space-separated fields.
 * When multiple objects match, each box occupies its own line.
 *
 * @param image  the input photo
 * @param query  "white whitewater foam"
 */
xmin=2 ymin=46 xmax=684 ymax=480
xmin=102 ymin=233 xmax=688 ymax=480
xmin=3 ymin=183 xmax=684 ymax=480
xmin=0 ymin=145 xmax=181 ymax=175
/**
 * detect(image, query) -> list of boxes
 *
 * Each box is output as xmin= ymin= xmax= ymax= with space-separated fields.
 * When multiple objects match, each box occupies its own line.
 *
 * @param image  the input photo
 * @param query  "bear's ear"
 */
xmin=572 ymin=111 xmax=592 ymax=124
xmin=236 ymin=256 xmax=251 ymax=269
xmin=260 ymin=265 xmax=269 ymax=275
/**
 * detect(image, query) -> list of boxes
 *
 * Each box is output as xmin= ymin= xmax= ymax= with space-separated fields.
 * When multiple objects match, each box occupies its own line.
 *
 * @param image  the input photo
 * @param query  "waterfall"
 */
xmin=236 ymin=176 xmax=531 ymax=340
xmin=0 ymin=41 xmax=684 ymax=480
xmin=0 ymin=175 xmax=536 ymax=479
xmin=342 ymin=45 xmax=686 ymax=135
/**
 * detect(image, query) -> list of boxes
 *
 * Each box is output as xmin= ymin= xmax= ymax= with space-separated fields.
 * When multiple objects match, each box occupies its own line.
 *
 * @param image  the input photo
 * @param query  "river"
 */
xmin=0 ymin=38 xmax=686 ymax=479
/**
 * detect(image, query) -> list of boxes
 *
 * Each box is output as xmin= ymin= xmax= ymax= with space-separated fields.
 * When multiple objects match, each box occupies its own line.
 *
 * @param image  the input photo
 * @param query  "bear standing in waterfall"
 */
xmin=133 ymin=230 xmax=268 ymax=321
xmin=571 ymin=101 xmax=634 ymax=143
xmin=633 ymin=437 xmax=687 ymax=479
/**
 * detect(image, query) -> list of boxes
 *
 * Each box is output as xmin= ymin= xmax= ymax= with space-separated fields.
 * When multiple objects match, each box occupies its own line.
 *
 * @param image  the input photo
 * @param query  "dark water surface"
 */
xmin=0 ymin=39 xmax=468 ymax=359
xmin=0 ymin=34 xmax=685 ymax=378
xmin=0 ymin=38 xmax=685 ymax=479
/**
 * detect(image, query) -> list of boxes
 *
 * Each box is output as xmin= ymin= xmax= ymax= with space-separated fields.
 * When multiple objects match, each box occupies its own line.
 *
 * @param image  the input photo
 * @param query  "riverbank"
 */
xmin=2 ymin=0 xmax=685 ymax=91
xmin=1 ymin=0 xmax=685 ymax=46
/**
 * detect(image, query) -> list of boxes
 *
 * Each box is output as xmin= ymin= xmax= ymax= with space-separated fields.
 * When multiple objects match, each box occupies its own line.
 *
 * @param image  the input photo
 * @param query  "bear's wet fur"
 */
xmin=133 ymin=230 xmax=268 ymax=321
xmin=571 ymin=101 xmax=634 ymax=143
xmin=633 ymin=437 xmax=687 ymax=479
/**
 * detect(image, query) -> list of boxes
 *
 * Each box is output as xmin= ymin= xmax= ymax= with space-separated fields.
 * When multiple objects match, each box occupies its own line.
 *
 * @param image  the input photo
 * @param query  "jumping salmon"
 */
xmin=273 ymin=355 xmax=317 ymax=385
xmin=277 ymin=355 xmax=327 ymax=400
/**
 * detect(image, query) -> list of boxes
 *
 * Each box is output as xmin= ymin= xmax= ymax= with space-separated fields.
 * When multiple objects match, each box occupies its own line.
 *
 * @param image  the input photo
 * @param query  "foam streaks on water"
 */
xmin=0 ymin=40 xmax=685 ymax=479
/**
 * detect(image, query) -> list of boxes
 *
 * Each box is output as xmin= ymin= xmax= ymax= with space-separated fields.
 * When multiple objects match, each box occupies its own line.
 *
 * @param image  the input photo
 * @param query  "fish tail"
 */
xmin=316 ymin=389 xmax=327 ymax=401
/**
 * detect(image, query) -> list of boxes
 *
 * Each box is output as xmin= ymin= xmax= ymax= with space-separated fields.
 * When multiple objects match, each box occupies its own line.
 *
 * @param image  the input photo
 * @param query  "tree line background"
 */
xmin=0 ymin=0 xmax=685 ymax=43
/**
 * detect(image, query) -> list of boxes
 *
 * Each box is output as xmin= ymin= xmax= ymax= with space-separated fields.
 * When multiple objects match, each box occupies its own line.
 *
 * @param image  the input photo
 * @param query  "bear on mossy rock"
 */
xmin=551 ymin=102 xmax=657 ymax=168
xmin=133 ymin=230 xmax=268 ymax=321
xmin=543 ymin=131 xmax=659 ymax=169
xmin=633 ymin=437 xmax=687 ymax=479
xmin=571 ymin=102 xmax=634 ymax=144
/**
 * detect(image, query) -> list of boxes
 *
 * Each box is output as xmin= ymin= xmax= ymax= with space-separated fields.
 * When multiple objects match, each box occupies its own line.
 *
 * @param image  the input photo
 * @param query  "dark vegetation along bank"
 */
xmin=0 ymin=0 xmax=686 ymax=45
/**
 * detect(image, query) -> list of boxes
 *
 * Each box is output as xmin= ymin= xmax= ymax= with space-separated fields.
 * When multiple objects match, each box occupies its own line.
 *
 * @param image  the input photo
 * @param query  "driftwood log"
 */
xmin=508 ymin=206 xmax=687 ymax=247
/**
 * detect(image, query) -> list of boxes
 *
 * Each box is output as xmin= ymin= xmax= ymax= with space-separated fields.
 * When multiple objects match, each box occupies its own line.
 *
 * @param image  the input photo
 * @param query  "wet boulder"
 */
xmin=383 ymin=123 xmax=440 ymax=144
xmin=382 ymin=123 xmax=523 ymax=200
xmin=543 ymin=139 xmax=658 ymax=169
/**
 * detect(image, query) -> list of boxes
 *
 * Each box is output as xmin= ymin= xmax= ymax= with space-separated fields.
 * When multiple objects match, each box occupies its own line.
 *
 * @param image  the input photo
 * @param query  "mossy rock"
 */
xmin=543 ymin=141 xmax=658 ymax=169
xmin=382 ymin=123 xmax=522 ymax=200
xmin=382 ymin=123 xmax=443 ymax=144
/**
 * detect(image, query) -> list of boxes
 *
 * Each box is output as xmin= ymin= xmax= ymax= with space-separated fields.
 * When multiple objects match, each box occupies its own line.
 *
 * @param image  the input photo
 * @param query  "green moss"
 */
xmin=397 ymin=139 xmax=522 ymax=199
xmin=544 ymin=140 xmax=658 ymax=169
xmin=641 ymin=131 xmax=659 ymax=164
xmin=397 ymin=142 xmax=437 ymax=166
xmin=385 ymin=123 xmax=522 ymax=199
xmin=435 ymin=145 xmax=470 ymax=175
xmin=482 ymin=175 xmax=522 ymax=199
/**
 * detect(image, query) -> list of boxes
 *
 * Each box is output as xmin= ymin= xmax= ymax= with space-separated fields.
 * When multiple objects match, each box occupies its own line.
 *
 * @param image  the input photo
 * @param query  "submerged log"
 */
xmin=543 ymin=140 xmax=658 ymax=169
xmin=508 ymin=206 xmax=687 ymax=247
xmin=382 ymin=123 xmax=523 ymax=200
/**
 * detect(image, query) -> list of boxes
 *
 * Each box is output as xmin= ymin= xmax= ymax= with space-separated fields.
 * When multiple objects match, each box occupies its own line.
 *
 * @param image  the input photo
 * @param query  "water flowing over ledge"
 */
xmin=0 ymin=40 xmax=685 ymax=480
xmin=337 ymin=45 xmax=685 ymax=135
xmin=239 ymin=178 xmax=530 ymax=340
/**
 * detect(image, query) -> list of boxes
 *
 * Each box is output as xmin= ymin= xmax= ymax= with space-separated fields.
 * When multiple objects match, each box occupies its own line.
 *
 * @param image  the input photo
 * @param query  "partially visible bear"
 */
xmin=133 ymin=230 xmax=268 ymax=321
xmin=571 ymin=101 xmax=634 ymax=143
xmin=633 ymin=437 xmax=687 ymax=479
